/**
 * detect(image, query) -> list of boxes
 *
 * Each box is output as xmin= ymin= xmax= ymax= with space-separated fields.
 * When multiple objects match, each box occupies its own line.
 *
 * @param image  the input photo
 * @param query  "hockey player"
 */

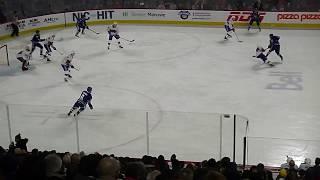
xmin=16 ymin=46 xmax=32 ymax=71
xmin=248 ymin=9 xmax=261 ymax=32
xmin=253 ymin=46 xmax=273 ymax=66
xmin=75 ymin=15 xmax=88 ymax=37
xmin=61 ymin=51 xmax=76 ymax=82
xmin=67 ymin=87 xmax=93 ymax=116
xmin=224 ymin=19 xmax=235 ymax=40
xmin=43 ymin=35 xmax=57 ymax=61
xmin=30 ymin=30 xmax=44 ymax=56
xmin=266 ymin=34 xmax=283 ymax=61
xmin=107 ymin=22 xmax=123 ymax=50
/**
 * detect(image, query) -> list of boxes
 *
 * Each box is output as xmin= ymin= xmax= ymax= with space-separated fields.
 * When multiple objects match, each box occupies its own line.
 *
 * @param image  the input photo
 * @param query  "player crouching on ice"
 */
xmin=68 ymin=87 xmax=93 ymax=116
xmin=107 ymin=22 xmax=123 ymax=50
xmin=224 ymin=19 xmax=235 ymax=40
xmin=16 ymin=46 xmax=32 ymax=71
xmin=253 ymin=46 xmax=274 ymax=67
xmin=61 ymin=51 xmax=77 ymax=82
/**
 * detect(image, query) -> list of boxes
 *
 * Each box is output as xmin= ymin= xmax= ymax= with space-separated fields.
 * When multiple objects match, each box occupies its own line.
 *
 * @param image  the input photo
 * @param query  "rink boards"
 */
xmin=1 ymin=9 xmax=320 ymax=40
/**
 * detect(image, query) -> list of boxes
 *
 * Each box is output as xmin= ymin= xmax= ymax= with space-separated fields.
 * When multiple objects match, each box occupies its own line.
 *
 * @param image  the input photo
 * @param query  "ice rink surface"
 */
xmin=0 ymin=25 xmax=320 ymax=166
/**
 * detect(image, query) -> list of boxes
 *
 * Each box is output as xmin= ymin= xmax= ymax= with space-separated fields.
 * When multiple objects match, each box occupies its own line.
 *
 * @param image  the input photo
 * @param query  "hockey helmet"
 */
xmin=112 ymin=22 xmax=118 ymax=27
xmin=51 ymin=34 xmax=56 ymax=39
xmin=70 ymin=50 xmax=75 ymax=57
xmin=36 ymin=30 xmax=40 ymax=34
xmin=269 ymin=34 xmax=274 ymax=38
xmin=256 ymin=45 xmax=263 ymax=50
xmin=87 ymin=87 xmax=92 ymax=93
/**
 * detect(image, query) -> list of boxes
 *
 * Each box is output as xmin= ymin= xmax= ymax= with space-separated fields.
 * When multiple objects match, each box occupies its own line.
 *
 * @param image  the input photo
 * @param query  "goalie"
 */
xmin=16 ymin=46 xmax=32 ymax=71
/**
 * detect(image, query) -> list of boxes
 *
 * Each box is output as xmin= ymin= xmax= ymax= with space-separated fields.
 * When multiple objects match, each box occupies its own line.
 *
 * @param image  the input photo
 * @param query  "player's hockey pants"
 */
xmin=31 ymin=42 xmax=43 ymax=54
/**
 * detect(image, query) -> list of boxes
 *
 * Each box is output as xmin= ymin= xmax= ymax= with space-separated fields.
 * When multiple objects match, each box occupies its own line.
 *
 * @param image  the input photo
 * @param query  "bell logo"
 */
xmin=178 ymin=11 xmax=191 ymax=20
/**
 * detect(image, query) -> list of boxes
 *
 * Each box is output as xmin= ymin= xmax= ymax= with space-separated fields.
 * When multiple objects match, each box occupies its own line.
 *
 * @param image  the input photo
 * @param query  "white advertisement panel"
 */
xmin=1 ymin=10 xmax=320 ymax=38
xmin=0 ymin=13 xmax=65 ymax=37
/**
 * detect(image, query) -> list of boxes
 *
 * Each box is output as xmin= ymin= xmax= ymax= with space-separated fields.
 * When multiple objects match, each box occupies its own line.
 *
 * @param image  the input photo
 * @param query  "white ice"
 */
xmin=0 ymin=25 xmax=319 ymax=167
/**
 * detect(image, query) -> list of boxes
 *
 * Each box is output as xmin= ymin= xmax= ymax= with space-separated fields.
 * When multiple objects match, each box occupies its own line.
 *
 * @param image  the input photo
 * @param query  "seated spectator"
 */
xmin=252 ymin=0 xmax=263 ymax=10
xmin=125 ymin=162 xmax=146 ymax=180
xmin=305 ymin=157 xmax=320 ymax=180
xmin=276 ymin=168 xmax=287 ymax=180
xmin=256 ymin=163 xmax=273 ymax=180
xmin=281 ymin=157 xmax=297 ymax=170
xmin=66 ymin=153 xmax=80 ymax=180
xmin=74 ymin=153 xmax=102 ymax=180
xmin=15 ymin=133 xmax=28 ymax=152
xmin=157 ymin=1 xmax=165 ymax=9
xmin=96 ymin=157 xmax=120 ymax=180
xmin=146 ymin=170 xmax=161 ymax=180
xmin=168 ymin=2 xmax=177 ymax=10
xmin=44 ymin=153 xmax=64 ymax=180
xmin=205 ymin=170 xmax=226 ymax=180
xmin=155 ymin=155 xmax=169 ymax=177
xmin=176 ymin=168 xmax=193 ymax=180
xmin=289 ymin=159 xmax=299 ymax=171
xmin=299 ymin=158 xmax=312 ymax=171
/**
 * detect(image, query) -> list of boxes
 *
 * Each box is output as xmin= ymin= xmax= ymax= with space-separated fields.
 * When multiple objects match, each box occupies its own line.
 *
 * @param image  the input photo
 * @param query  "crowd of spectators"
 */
xmin=0 ymin=134 xmax=320 ymax=180
xmin=0 ymin=0 xmax=320 ymax=24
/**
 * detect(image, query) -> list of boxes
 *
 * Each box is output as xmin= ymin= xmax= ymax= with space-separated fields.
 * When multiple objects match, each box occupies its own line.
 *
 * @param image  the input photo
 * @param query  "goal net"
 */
xmin=0 ymin=45 xmax=9 ymax=66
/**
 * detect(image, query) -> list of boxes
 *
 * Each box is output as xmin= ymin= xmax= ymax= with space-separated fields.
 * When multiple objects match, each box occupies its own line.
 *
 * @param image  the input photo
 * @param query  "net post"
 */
xmin=243 ymin=136 xmax=247 ymax=169
xmin=146 ymin=112 xmax=150 ymax=156
xmin=219 ymin=114 xmax=223 ymax=159
xmin=233 ymin=114 xmax=236 ymax=162
xmin=6 ymin=104 xmax=12 ymax=143
xmin=6 ymin=45 xmax=9 ymax=66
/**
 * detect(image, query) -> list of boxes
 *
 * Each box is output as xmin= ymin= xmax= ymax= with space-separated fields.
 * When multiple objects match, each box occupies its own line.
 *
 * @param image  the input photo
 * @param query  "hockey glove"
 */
xmin=52 ymin=47 xmax=57 ymax=50
xmin=70 ymin=65 xmax=74 ymax=68
xmin=89 ymin=104 xmax=93 ymax=109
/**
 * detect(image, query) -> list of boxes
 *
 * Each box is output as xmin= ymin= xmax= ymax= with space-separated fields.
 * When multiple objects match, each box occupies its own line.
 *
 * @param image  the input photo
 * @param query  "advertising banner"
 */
xmin=1 ymin=10 xmax=320 ymax=38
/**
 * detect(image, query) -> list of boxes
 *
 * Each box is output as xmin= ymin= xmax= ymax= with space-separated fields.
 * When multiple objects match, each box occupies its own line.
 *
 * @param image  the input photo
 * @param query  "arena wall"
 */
xmin=1 ymin=9 xmax=320 ymax=40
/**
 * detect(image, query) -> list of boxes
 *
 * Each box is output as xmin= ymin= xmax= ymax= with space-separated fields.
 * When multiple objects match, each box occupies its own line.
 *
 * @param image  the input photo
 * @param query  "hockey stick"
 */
xmin=73 ymin=67 xmax=80 ymax=71
xmin=234 ymin=31 xmax=243 ymax=42
xmin=88 ymin=28 xmax=100 ymax=34
xmin=120 ymin=37 xmax=135 ymax=42
xmin=55 ymin=49 xmax=64 ymax=55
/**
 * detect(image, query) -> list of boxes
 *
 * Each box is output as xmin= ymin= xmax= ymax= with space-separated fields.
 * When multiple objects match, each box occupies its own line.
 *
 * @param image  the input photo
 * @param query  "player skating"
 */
xmin=30 ymin=30 xmax=44 ymax=56
xmin=43 ymin=35 xmax=57 ymax=61
xmin=224 ymin=19 xmax=235 ymax=40
xmin=266 ymin=34 xmax=283 ymax=61
xmin=253 ymin=46 xmax=274 ymax=67
xmin=75 ymin=15 xmax=88 ymax=37
xmin=107 ymin=22 xmax=123 ymax=50
xmin=61 ymin=51 xmax=77 ymax=82
xmin=67 ymin=87 xmax=93 ymax=116
xmin=16 ymin=46 xmax=32 ymax=71
xmin=248 ymin=9 xmax=261 ymax=32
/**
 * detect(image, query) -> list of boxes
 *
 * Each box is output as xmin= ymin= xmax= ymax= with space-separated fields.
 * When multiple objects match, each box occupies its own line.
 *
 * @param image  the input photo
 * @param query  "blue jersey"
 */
xmin=76 ymin=18 xmax=87 ymax=28
xmin=77 ymin=90 xmax=92 ymax=106
xmin=269 ymin=36 xmax=280 ymax=48
xmin=250 ymin=11 xmax=260 ymax=21
xmin=31 ymin=34 xmax=44 ymax=43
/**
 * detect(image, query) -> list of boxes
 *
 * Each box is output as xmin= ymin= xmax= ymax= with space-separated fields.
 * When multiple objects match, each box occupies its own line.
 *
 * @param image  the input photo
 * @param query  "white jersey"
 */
xmin=256 ymin=47 xmax=265 ymax=56
xmin=44 ymin=36 xmax=54 ymax=45
xmin=61 ymin=54 xmax=74 ymax=65
xmin=107 ymin=25 xmax=119 ymax=36
xmin=16 ymin=50 xmax=31 ymax=60
xmin=224 ymin=20 xmax=234 ymax=31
